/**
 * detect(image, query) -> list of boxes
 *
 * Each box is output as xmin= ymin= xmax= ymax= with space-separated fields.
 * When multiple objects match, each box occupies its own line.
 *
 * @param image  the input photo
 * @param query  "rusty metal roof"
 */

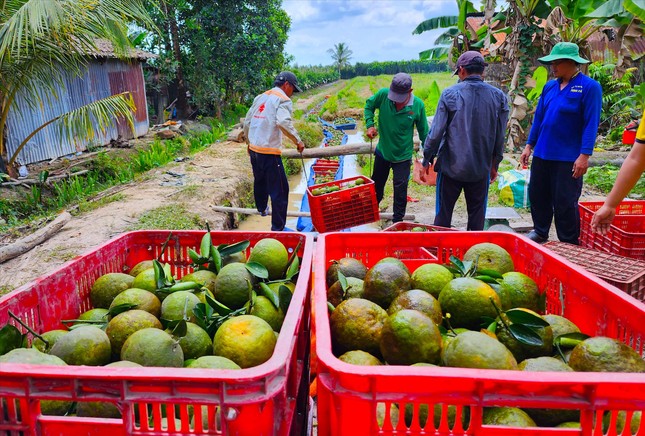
xmin=85 ymin=39 xmax=157 ymax=61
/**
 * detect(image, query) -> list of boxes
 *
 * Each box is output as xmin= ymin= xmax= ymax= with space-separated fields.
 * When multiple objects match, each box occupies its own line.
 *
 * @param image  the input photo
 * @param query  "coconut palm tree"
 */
xmin=327 ymin=42 xmax=353 ymax=77
xmin=0 ymin=0 xmax=156 ymax=173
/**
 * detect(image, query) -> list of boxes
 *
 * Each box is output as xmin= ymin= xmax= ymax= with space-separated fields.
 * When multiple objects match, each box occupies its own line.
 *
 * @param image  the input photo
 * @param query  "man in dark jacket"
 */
xmin=423 ymin=51 xmax=509 ymax=230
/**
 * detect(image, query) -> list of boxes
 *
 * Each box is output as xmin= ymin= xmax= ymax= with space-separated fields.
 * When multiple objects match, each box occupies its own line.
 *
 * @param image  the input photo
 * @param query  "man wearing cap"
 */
xmin=243 ymin=71 xmax=305 ymax=231
xmin=520 ymin=42 xmax=602 ymax=244
xmin=422 ymin=51 xmax=509 ymax=230
xmin=364 ymin=73 xmax=429 ymax=223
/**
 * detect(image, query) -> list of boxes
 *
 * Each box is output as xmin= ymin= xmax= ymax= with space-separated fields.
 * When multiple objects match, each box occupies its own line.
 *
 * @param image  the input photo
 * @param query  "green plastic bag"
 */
xmin=497 ymin=169 xmax=530 ymax=209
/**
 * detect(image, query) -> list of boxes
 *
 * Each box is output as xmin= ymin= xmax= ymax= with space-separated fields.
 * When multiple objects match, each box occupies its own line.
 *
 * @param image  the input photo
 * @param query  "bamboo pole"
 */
xmin=281 ymin=142 xmax=421 ymax=159
xmin=211 ymin=205 xmax=414 ymax=221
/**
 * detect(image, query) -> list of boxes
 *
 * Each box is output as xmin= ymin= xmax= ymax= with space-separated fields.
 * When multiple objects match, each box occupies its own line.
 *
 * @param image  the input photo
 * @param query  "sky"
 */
xmin=281 ymin=0 xmax=461 ymax=66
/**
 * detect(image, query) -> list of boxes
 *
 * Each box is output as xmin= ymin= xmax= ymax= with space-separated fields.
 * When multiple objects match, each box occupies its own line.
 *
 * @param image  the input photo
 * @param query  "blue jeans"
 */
xmin=249 ymin=151 xmax=289 ymax=231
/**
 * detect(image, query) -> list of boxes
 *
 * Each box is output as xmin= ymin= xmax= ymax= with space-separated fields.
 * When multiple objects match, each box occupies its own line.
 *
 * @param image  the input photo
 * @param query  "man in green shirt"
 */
xmin=365 ymin=73 xmax=429 ymax=222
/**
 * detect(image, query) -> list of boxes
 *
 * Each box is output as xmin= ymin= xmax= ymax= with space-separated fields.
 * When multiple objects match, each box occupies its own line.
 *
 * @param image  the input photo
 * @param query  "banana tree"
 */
xmin=412 ymin=0 xmax=478 ymax=61
xmin=0 ymin=0 xmax=156 ymax=173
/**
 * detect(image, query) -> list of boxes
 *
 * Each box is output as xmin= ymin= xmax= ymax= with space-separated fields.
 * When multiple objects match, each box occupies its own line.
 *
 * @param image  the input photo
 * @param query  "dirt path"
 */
xmin=0 ymin=140 xmax=253 ymax=290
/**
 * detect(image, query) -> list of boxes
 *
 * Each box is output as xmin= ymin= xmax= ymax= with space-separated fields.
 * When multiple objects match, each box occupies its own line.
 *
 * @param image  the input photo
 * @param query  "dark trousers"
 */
xmin=371 ymin=150 xmax=411 ymax=222
xmin=529 ymin=156 xmax=583 ymax=244
xmin=249 ymin=150 xmax=289 ymax=231
xmin=434 ymin=173 xmax=490 ymax=230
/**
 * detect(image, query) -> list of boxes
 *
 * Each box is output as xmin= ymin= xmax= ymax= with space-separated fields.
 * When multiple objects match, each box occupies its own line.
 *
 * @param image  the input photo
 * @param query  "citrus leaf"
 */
xmin=480 ymin=315 xmax=496 ymax=329
xmin=188 ymin=248 xmax=202 ymax=264
xmin=476 ymin=269 xmax=504 ymax=279
xmin=449 ymin=255 xmax=465 ymax=273
xmin=461 ymin=260 xmax=475 ymax=275
xmin=278 ymin=285 xmax=292 ymax=314
xmin=172 ymin=319 xmax=188 ymax=338
xmin=153 ymin=259 xmax=166 ymax=290
xmin=246 ymin=261 xmax=269 ymax=279
xmin=508 ymin=324 xmax=544 ymax=346
xmin=438 ymin=325 xmax=448 ymax=335
xmin=108 ymin=303 xmax=138 ymax=317
xmin=474 ymin=275 xmax=500 ymax=284
xmin=218 ymin=240 xmax=250 ymax=257
xmin=337 ymin=270 xmax=348 ymax=292
xmin=487 ymin=320 xmax=498 ymax=333
xmin=200 ymin=233 xmax=212 ymax=259
xmin=259 ymin=282 xmax=280 ymax=310
xmin=211 ymin=247 xmax=222 ymax=274
xmin=286 ymin=255 xmax=300 ymax=281
xmin=206 ymin=293 xmax=232 ymax=316
xmin=169 ymin=281 xmax=201 ymax=292
xmin=327 ymin=302 xmax=335 ymax=313
xmin=555 ymin=332 xmax=590 ymax=348
xmin=0 ymin=324 xmax=23 ymax=355
xmin=163 ymin=263 xmax=174 ymax=287
xmin=505 ymin=309 xmax=549 ymax=328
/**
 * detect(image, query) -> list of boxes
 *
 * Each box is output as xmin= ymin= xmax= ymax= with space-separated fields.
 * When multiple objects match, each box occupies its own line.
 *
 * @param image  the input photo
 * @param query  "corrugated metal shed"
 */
xmin=5 ymin=59 xmax=149 ymax=166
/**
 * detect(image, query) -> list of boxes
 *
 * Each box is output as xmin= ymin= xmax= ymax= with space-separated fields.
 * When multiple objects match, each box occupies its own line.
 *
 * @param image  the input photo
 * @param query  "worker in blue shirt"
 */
xmin=520 ymin=42 xmax=602 ymax=244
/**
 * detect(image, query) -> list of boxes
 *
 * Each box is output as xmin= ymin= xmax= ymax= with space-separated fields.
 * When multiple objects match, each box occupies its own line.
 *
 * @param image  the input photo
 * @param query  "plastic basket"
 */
xmin=313 ymin=231 xmax=645 ymax=436
xmin=382 ymin=222 xmax=455 ymax=232
xmin=307 ymin=176 xmax=380 ymax=233
xmin=333 ymin=118 xmax=356 ymax=131
xmin=312 ymin=164 xmax=339 ymax=176
xmin=0 ymin=230 xmax=313 ymax=436
xmin=315 ymin=159 xmax=339 ymax=167
xmin=579 ymin=201 xmax=645 ymax=259
xmin=544 ymin=241 xmax=645 ymax=302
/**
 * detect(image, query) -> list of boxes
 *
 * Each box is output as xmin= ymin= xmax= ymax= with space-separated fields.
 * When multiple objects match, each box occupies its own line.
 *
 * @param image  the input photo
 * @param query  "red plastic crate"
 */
xmin=382 ymin=222 xmax=455 ymax=232
xmin=314 ymin=159 xmax=339 ymax=167
xmin=307 ymin=176 xmax=380 ymax=233
xmin=313 ymin=231 xmax=645 ymax=436
xmin=545 ymin=241 xmax=645 ymax=301
xmin=0 ymin=230 xmax=313 ymax=436
xmin=311 ymin=164 xmax=339 ymax=177
xmin=579 ymin=201 xmax=645 ymax=259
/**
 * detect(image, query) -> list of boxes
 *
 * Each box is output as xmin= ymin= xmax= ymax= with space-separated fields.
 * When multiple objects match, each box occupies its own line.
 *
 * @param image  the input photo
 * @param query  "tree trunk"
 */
xmin=0 ymin=212 xmax=72 ymax=263
xmin=165 ymin=4 xmax=189 ymax=119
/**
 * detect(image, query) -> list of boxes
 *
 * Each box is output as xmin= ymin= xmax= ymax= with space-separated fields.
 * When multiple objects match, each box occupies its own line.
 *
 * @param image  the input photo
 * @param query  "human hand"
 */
xmin=490 ymin=166 xmax=498 ymax=183
xmin=572 ymin=154 xmax=589 ymax=179
xmin=366 ymin=127 xmax=378 ymax=139
xmin=520 ymin=145 xmax=532 ymax=168
xmin=297 ymin=141 xmax=305 ymax=153
xmin=420 ymin=161 xmax=432 ymax=182
xmin=591 ymin=204 xmax=616 ymax=235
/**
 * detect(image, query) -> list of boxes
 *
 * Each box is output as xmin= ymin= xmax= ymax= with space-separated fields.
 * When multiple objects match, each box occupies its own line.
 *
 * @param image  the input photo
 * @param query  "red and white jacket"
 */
xmin=243 ymin=87 xmax=301 ymax=155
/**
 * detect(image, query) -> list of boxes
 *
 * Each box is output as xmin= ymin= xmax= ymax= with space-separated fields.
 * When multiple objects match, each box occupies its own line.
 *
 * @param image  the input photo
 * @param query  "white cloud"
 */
xmin=282 ymin=0 xmax=462 ymax=65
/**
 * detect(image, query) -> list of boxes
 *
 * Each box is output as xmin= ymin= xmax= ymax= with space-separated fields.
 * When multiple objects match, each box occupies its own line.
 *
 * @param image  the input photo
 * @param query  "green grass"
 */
xmin=1 ymin=124 xmax=231 ymax=231
xmin=586 ymin=164 xmax=645 ymax=198
xmin=127 ymin=205 xmax=204 ymax=231
xmin=0 ymin=286 xmax=13 ymax=297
